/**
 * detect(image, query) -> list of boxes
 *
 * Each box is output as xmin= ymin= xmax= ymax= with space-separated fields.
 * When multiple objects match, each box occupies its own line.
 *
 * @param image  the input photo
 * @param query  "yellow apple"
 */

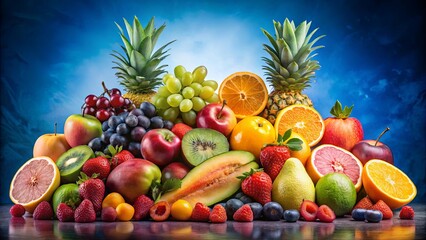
xmin=33 ymin=123 xmax=71 ymax=162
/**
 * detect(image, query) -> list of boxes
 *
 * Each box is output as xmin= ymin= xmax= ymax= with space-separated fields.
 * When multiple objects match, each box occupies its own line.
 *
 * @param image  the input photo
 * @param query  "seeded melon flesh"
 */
xmin=159 ymin=150 xmax=258 ymax=207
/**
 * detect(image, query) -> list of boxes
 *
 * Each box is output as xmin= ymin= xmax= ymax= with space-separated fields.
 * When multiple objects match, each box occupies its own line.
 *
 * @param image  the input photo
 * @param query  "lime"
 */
xmin=315 ymin=173 xmax=356 ymax=217
xmin=52 ymin=183 xmax=81 ymax=214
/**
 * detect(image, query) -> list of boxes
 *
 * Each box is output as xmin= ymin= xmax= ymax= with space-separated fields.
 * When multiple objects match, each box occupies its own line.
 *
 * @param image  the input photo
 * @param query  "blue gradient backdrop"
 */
xmin=1 ymin=0 xmax=425 ymax=204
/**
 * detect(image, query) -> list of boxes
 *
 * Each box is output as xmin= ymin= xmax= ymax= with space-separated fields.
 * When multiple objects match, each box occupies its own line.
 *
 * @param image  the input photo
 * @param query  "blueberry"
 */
xmin=88 ymin=137 xmax=103 ymax=151
xmin=163 ymin=120 xmax=174 ymax=130
xmin=352 ymin=208 xmax=367 ymax=221
xmin=150 ymin=116 xmax=164 ymax=129
xmin=239 ymin=195 xmax=253 ymax=204
xmin=131 ymin=126 xmax=146 ymax=142
xmin=125 ymin=114 xmax=139 ymax=128
xmin=283 ymin=209 xmax=300 ymax=222
xmin=108 ymin=115 xmax=121 ymax=129
xmin=102 ymin=121 xmax=110 ymax=131
xmin=137 ymin=115 xmax=151 ymax=129
xmin=101 ymin=129 xmax=114 ymax=144
xmin=234 ymin=192 xmax=245 ymax=199
xmin=128 ymin=142 xmax=141 ymax=157
xmin=116 ymin=123 xmax=130 ymax=135
xmin=129 ymin=108 xmax=144 ymax=117
xmin=140 ymin=102 xmax=156 ymax=118
xmin=110 ymin=133 xmax=126 ymax=147
xmin=365 ymin=210 xmax=383 ymax=223
xmin=118 ymin=111 xmax=129 ymax=121
xmin=262 ymin=202 xmax=283 ymax=221
xmin=225 ymin=198 xmax=244 ymax=219
xmin=247 ymin=202 xmax=263 ymax=220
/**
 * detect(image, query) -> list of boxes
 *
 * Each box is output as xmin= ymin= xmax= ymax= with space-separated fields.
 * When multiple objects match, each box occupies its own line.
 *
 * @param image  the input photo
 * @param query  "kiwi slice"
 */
xmin=52 ymin=183 xmax=80 ymax=215
xmin=182 ymin=128 xmax=229 ymax=166
xmin=56 ymin=145 xmax=95 ymax=183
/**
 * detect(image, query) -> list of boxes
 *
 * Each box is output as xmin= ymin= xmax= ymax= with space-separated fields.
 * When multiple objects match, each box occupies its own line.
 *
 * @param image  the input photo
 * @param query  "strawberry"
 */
xmin=233 ymin=204 xmax=253 ymax=222
xmin=82 ymin=156 xmax=111 ymax=180
xmin=209 ymin=204 xmax=227 ymax=223
xmin=191 ymin=202 xmax=211 ymax=222
xmin=238 ymin=169 xmax=272 ymax=205
xmin=109 ymin=146 xmax=134 ymax=169
xmin=56 ymin=203 xmax=75 ymax=222
xmin=353 ymin=196 xmax=373 ymax=210
xmin=399 ymin=206 xmax=415 ymax=220
xmin=369 ymin=200 xmax=393 ymax=220
xmin=171 ymin=123 xmax=192 ymax=140
xmin=74 ymin=199 xmax=96 ymax=223
xmin=259 ymin=129 xmax=303 ymax=181
xmin=33 ymin=201 xmax=53 ymax=220
xmin=9 ymin=204 xmax=26 ymax=217
xmin=133 ymin=195 xmax=154 ymax=220
xmin=77 ymin=172 xmax=105 ymax=213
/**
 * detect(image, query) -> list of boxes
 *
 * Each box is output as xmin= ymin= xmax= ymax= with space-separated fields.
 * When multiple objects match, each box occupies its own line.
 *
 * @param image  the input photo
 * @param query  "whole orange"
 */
xmin=33 ymin=124 xmax=71 ymax=162
xmin=230 ymin=116 xmax=276 ymax=159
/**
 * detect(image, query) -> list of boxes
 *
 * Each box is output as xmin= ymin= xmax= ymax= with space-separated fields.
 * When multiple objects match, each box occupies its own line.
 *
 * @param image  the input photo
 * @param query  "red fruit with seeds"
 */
xmin=239 ymin=169 xmax=272 ymax=205
xmin=74 ymin=199 xmax=96 ymax=223
xmin=316 ymin=205 xmax=336 ymax=223
xmin=353 ymin=196 xmax=373 ymax=210
xmin=56 ymin=203 xmax=74 ymax=222
xmin=191 ymin=202 xmax=211 ymax=222
xmin=9 ymin=204 xmax=26 ymax=217
xmin=233 ymin=204 xmax=253 ymax=222
xmin=82 ymin=156 xmax=111 ymax=180
xmin=101 ymin=207 xmax=117 ymax=222
xmin=300 ymin=199 xmax=318 ymax=221
xmin=209 ymin=204 xmax=227 ymax=223
xmin=77 ymin=172 xmax=105 ymax=213
xmin=33 ymin=201 xmax=53 ymax=220
xmin=260 ymin=130 xmax=303 ymax=181
xmin=171 ymin=122 xmax=192 ymax=140
xmin=149 ymin=201 xmax=171 ymax=221
xmin=399 ymin=206 xmax=415 ymax=220
xmin=133 ymin=195 xmax=154 ymax=220
xmin=110 ymin=148 xmax=134 ymax=169
xmin=369 ymin=200 xmax=393 ymax=220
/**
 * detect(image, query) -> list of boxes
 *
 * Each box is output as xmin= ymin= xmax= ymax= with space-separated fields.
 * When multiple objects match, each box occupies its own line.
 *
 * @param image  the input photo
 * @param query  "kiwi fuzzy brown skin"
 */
xmin=55 ymin=145 xmax=95 ymax=183
xmin=181 ymin=128 xmax=229 ymax=167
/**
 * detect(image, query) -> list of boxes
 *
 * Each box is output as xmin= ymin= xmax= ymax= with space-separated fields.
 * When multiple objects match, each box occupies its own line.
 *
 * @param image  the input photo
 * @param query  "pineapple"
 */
xmin=260 ymin=19 xmax=324 ymax=124
xmin=112 ymin=16 xmax=174 ymax=107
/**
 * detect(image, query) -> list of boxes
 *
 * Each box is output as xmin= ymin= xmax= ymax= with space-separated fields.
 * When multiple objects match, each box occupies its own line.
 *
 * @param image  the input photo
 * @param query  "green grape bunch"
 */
xmin=152 ymin=65 xmax=220 ymax=126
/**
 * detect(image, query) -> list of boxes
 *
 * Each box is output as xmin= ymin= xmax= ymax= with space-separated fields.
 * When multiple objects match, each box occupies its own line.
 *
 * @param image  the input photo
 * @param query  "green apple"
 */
xmin=64 ymin=114 xmax=102 ymax=147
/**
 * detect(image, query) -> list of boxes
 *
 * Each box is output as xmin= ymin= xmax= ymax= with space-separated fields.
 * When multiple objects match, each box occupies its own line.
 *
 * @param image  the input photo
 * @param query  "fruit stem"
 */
xmin=217 ymin=100 xmax=227 ymax=119
xmin=101 ymin=81 xmax=111 ymax=97
xmin=375 ymin=127 xmax=390 ymax=146
xmin=54 ymin=122 xmax=57 ymax=136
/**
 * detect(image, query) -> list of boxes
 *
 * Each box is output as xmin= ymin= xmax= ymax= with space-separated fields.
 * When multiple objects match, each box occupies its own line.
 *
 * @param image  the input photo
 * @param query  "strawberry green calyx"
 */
xmin=263 ymin=129 xmax=303 ymax=151
xmin=330 ymin=100 xmax=354 ymax=119
xmin=76 ymin=172 xmax=99 ymax=185
xmin=237 ymin=168 xmax=263 ymax=180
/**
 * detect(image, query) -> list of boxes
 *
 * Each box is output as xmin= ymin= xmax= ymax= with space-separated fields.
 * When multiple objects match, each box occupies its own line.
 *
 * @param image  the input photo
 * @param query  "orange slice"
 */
xmin=9 ymin=156 xmax=60 ymax=213
xmin=274 ymin=104 xmax=325 ymax=147
xmin=362 ymin=160 xmax=417 ymax=209
xmin=218 ymin=72 xmax=268 ymax=119
xmin=306 ymin=144 xmax=363 ymax=192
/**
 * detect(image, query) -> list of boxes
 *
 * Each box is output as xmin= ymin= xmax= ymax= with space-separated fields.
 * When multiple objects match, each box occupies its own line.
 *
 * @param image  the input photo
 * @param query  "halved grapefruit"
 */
xmin=306 ymin=144 xmax=363 ymax=192
xmin=9 ymin=156 xmax=60 ymax=213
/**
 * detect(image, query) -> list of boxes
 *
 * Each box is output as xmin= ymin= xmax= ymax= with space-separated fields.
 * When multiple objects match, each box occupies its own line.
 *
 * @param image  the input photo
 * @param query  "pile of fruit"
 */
xmin=9 ymin=16 xmax=417 ymax=226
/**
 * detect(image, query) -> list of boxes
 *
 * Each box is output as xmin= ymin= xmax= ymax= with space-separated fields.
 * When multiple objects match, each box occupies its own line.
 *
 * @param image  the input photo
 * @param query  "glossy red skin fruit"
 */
xmin=150 ymin=201 xmax=171 ymax=221
xmin=319 ymin=117 xmax=364 ymax=151
xmin=351 ymin=140 xmax=393 ymax=165
xmin=300 ymin=200 xmax=318 ymax=221
xmin=316 ymin=205 xmax=336 ymax=223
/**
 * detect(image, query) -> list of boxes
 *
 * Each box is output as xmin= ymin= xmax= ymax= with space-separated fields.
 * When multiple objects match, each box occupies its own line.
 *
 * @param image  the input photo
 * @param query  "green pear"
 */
xmin=272 ymin=157 xmax=315 ymax=210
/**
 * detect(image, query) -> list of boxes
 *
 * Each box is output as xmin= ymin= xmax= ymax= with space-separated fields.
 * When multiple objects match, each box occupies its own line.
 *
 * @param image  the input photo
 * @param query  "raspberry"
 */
xmin=209 ymin=204 xmax=227 ymax=223
xmin=369 ymin=200 xmax=393 ymax=220
xmin=56 ymin=203 xmax=74 ymax=222
xmin=191 ymin=202 xmax=211 ymax=222
xmin=353 ymin=197 xmax=373 ymax=210
xmin=399 ymin=206 xmax=415 ymax=220
xmin=133 ymin=195 xmax=154 ymax=220
xmin=9 ymin=204 xmax=26 ymax=217
xmin=33 ymin=201 xmax=53 ymax=220
xmin=233 ymin=204 xmax=253 ymax=222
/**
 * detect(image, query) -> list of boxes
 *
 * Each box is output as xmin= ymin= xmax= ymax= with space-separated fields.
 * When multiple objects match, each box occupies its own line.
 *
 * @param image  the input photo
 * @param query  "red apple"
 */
xmin=64 ymin=114 xmax=102 ymax=147
xmin=319 ymin=100 xmax=363 ymax=151
xmin=161 ymin=162 xmax=191 ymax=182
xmin=33 ymin=123 xmax=71 ymax=162
xmin=196 ymin=101 xmax=237 ymax=137
xmin=352 ymin=127 xmax=394 ymax=165
xmin=141 ymin=129 xmax=181 ymax=167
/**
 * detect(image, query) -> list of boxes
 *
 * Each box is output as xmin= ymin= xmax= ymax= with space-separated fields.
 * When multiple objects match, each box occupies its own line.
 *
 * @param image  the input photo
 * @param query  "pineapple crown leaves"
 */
xmin=330 ymin=100 xmax=354 ymax=119
xmin=111 ymin=16 xmax=175 ymax=93
xmin=150 ymin=178 xmax=182 ymax=202
xmin=262 ymin=129 xmax=303 ymax=151
xmin=237 ymin=168 xmax=264 ymax=181
xmin=261 ymin=18 xmax=325 ymax=91
xmin=76 ymin=172 xmax=99 ymax=186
